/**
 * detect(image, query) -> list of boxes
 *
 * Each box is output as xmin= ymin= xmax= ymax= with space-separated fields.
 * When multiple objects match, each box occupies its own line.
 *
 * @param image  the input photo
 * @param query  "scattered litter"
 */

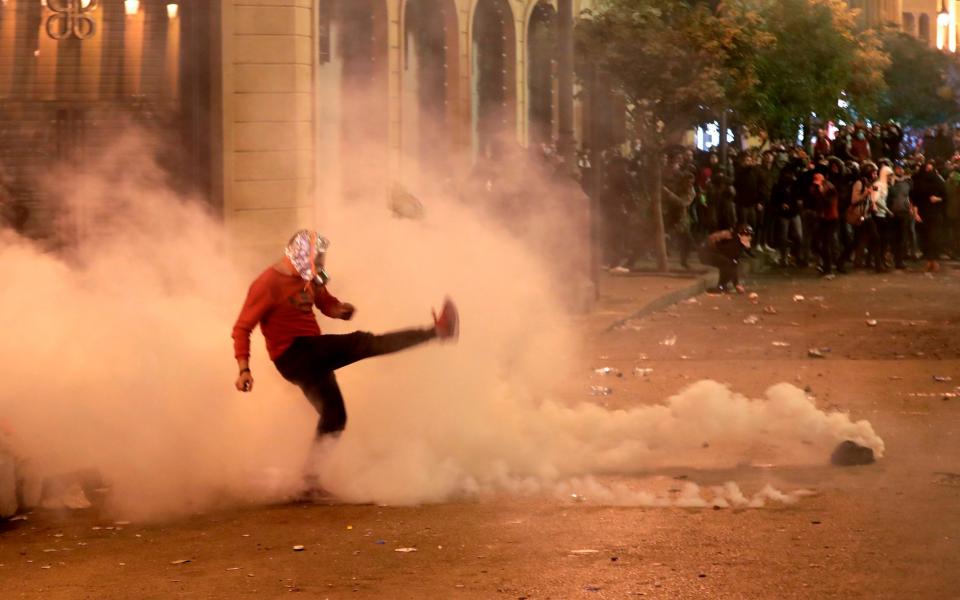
xmin=933 ymin=375 xmax=953 ymax=383
xmin=115 ymin=521 xmax=131 ymax=526
xmin=9 ymin=515 xmax=28 ymax=522
xmin=570 ymin=549 xmax=600 ymax=555
xmin=935 ymin=472 xmax=960 ymax=486
xmin=831 ymin=441 xmax=875 ymax=466
xmin=659 ymin=335 xmax=677 ymax=346
xmin=170 ymin=559 xmax=192 ymax=565
xmin=589 ymin=386 xmax=613 ymax=396
xmin=394 ymin=547 xmax=418 ymax=553
xmin=40 ymin=483 xmax=91 ymax=510
xmin=748 ymin=292 xmax=759 ymax=304
xmin=772 ymin=341 xmax=790 ymax=347
xmin=292 ymin=545 xmax=305 ymax=552
xmin=570 ymin=493 xmax=586 ymax=503
xmin=807 ymin=348 xmax=826 ymax=359
xmin=375 ymin=540 xmax=386 ymax=545
xmin=810 ymin=296 xmax=824 ymax=302
xmin=743 ymin=315 xmax=760 ymax=325
xmin=585 ymin=585 xmax=602 ymax=592
xmin=866 ymin=319 xmax=878 ymax=327
xmin=792 ymin=294 xmax=805 ymax=302
xmin=593 ymin=367 xmax=622 ymax=377
xmin=683 ymin=297 xmax=700 ymax=305
xmin=616 ymin=320 xmax=644 ymax=332
xmin=226 ymin=567 xmax=240 ymax=571
xmin=637 ymin=353 xmax=648 ymax=361
xmin=763 ymin=305 xmax=778 ymax=314
xmin=633 ymin=367 xmax=654 ymax=377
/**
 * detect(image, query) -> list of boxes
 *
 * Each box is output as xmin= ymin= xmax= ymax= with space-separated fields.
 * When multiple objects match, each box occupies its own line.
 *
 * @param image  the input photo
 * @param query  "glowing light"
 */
xmin=81 ymin=0 xmax=93 ymax=8
xmin=166 ymin=3 xmax=178 ymax=19
xmin=124 ymin=0 xmax=139 ymax=16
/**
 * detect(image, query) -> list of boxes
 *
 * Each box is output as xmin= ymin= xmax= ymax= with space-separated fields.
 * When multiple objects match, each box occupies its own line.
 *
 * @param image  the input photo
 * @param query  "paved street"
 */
xmin=2 ymin=266 xmax=959 ymax=599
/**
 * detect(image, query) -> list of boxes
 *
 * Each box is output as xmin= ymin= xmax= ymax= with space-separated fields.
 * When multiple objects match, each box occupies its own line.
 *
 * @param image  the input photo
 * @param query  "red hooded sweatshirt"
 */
xmin=232 ymin=267 xmax=342 ymax=361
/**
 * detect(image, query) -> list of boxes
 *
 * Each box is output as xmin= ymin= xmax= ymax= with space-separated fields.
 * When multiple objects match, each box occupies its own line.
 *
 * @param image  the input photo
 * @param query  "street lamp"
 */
xmin=166 ymin=2 xmax=178 ymax=19
xmin=124 ymin=0 xmax=139 ymax=16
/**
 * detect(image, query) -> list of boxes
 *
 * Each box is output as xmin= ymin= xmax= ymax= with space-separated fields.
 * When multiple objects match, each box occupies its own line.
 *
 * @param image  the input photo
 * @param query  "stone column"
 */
xmin=223 ymin=0 xmax=315 ymax=266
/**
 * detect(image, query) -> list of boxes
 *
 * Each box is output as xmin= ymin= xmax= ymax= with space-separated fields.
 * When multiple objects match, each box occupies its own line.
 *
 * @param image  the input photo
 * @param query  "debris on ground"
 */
xmin=933 ymin=375 xmax=953 ymax=383
xmin=772 ymin=341 xmax=790 ymax=347
xmin=763 ymin=305 xmax=778 ymax=315
xmin=743 ymin=315 xmax=760 ymax=325
xmin=171 ymin=559 xmax=192 ymax=565
xmin=394 ymin=547 xmax=418 ymax=553
xmin=831 ymin=441 xmax=876 ymax=466
xmin=292 ymin=545 xmax=305 ymax=552
xmin=748 ymin=292 xmax=760 ymax=304
xmin=808 ymin=348 xmax=826 ymax=358
xmin=570 ymin=549 xmax=600 ymax=555
xmin=660 ymin=335 xmax=677 ymax=346
xmin=633 ymin=367 xmax=654 ymax=377
xmin=866 ymin=319 xmax=878 ymax=327
xmin=593 ymin=367 xmax=623 ymax=377
xmin=589 ymin=386 xmax=613 ymax=396
xmin=793 ymin=294 xmax=805 ymax=302
xmin=570 ymin=493 xmax=586 ymax=503
xmin=683 ymin=297 xmax=700 ymax=305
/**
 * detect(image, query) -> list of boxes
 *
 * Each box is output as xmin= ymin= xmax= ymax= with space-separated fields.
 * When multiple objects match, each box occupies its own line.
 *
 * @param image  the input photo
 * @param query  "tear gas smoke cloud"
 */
xmin=0 ymin=133 xmax=883 ymax=519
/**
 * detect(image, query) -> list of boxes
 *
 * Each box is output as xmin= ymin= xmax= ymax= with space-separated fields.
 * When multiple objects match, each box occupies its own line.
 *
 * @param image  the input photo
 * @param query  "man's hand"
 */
xmin=931 ymin=195 xmax=943 ymax=204
xmin=236 ymin=370 xmax=253 ymax=392
xmin=334 ymin=303 xmax=356 ymax=320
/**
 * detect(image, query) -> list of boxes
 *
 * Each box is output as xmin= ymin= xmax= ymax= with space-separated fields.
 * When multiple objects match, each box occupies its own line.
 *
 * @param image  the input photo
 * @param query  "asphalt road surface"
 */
xmin=2 ymin=267 xmax=959 ymax=599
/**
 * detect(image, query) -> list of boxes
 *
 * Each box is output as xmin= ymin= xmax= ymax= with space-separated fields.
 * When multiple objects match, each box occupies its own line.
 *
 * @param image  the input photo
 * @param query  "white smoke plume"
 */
xmin=0 ymin=134 xmax=883 ymax=519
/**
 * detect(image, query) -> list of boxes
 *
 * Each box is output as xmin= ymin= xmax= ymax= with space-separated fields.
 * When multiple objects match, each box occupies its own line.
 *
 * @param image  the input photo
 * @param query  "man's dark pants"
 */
xmin=698 ymin=247 xmax=739 ymax=288
xmin=817 ymin=218 xmax=838 ymax=274
xmin=274 ymin=329 xmax=436 ymax=437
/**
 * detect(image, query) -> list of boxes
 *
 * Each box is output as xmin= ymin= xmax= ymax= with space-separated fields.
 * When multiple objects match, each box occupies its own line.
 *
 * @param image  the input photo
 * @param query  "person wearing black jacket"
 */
xmin=734 ymin=155 xmax=762 ymax=246
xmin=699 ymin=224 xmax=753 ymax=293
xmin=773 ymin=168 xmax=803 ymax=267
xmin=912 ymin=159 xmax=948 ymax=272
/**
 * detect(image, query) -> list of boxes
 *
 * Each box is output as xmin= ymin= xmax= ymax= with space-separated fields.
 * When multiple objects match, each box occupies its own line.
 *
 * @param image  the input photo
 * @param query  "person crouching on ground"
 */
xmin=231 ymin=230 xmax=459 ymax=468
xmin=699 ymin=224 xmax=753 ymax=294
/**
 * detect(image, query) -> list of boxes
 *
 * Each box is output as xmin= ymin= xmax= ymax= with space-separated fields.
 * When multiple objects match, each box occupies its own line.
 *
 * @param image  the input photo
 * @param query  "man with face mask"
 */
xmin=231 ymin=230 xmax=459 ymax=446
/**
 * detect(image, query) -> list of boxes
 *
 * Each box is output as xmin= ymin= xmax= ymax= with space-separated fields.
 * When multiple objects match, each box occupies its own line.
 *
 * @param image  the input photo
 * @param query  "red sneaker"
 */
xmin=432 ymin=297 xmax=459 ymax=341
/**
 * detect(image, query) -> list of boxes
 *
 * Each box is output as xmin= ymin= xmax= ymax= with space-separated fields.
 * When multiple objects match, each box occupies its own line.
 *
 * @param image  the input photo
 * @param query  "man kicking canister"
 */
xmin=232 ymin=230 xmax=459 ymax=445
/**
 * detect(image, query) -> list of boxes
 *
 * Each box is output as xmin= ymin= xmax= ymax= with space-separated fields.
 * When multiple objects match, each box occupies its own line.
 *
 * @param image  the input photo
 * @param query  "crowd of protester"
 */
xmin=598 ymin=121 xmax=960 ymax=291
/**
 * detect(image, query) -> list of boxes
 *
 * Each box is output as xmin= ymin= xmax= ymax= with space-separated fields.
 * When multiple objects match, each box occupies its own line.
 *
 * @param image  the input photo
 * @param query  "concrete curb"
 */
xmin=606 ymin=272 xmax=712 ymax=332
xmin=605 ymin=255 xmax=766 ymax=332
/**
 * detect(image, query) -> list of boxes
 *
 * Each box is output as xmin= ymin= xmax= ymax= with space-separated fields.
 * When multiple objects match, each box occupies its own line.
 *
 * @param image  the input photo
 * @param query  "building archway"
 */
xmin=333 ymin=0 xmax=389 ymax=202
xmin=471 ymin=0 xmax=516 ymax=162
xmin=527 ymin=2 xmax=556 ymax=148
xmin=401 ymin=0 xmax=459 ymax=188
xmin=919 ymin=13 xmax=931 ymax=45
xmin=902 ymin=12 xmax=916 ymax=35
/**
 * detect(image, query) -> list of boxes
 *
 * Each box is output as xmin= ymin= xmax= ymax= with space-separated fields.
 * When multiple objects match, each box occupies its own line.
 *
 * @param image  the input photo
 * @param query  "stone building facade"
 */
xmin=0 ymin=1 xmax=595 ymax=263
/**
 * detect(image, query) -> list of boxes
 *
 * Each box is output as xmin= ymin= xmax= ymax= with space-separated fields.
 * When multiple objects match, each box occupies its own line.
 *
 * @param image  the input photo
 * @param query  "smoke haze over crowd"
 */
xmin=0 ymin=132 xmax=883 ymax=520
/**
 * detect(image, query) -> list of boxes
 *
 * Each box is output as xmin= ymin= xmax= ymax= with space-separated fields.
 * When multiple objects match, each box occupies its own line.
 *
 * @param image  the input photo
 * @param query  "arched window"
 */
xmin=902 ymin=12 xmax=916 ymax=35
xmin=919 ymin=13 xmax=931 ymax=44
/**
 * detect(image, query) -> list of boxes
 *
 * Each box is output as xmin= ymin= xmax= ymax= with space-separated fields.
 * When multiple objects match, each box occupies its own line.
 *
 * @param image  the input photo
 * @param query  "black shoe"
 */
xmin=706 ymin=285 xmax=727 ymax=294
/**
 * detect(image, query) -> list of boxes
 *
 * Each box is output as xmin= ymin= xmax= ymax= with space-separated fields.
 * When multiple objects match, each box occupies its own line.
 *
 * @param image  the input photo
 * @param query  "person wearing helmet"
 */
xmin=699 ymin=224 xmax=753 ymax=294
xmin=231 ymin=230 xmax=460 ymax=444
